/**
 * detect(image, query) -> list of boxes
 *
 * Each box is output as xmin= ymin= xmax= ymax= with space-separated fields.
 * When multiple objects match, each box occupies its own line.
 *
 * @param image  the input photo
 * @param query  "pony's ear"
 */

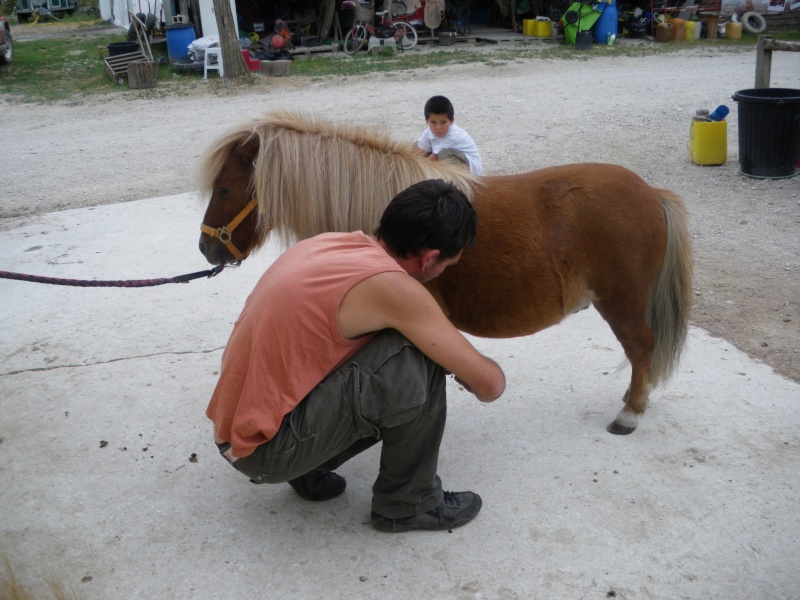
xmin=234 ymin=136 xmax=260 ymax=167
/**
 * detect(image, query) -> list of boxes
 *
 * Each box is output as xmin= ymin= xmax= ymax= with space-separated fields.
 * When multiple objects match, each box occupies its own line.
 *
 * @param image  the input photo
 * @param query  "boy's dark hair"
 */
xmin=424 ymin=96 xmax=455 ymax=121
xmin=375 ymin=179 xmax=477 ymax=260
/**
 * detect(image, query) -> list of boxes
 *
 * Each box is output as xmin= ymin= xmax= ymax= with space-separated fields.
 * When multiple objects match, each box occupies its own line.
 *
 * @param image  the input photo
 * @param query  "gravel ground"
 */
xmin=1 ymin=35 xmax=798 ymax=383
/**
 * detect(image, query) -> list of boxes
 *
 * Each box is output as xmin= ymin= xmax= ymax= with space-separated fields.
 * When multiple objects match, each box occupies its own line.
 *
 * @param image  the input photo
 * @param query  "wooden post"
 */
xmin=128 ymin=60 xmax=159 ymax=89
xmin=705 ymin=13 xmax=719 ymax=39
xmin=319 ymin=0 xmax=335 ymax=40
xmin=510 ymin=0 xmax=518 ymax=32
xmin=755 ymin=35 xmax=773 ymax=89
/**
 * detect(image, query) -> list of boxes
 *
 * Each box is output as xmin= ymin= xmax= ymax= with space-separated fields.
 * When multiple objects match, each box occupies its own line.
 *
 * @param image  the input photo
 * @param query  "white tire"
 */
xmin=741 ymin=11 xmax=766 ymax=35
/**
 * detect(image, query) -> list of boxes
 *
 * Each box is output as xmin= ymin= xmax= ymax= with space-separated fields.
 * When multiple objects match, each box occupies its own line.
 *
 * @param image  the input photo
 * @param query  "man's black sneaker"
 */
xmin=370 ymin=491 xmax=482 ymax=532
xmin=288 ymin=470 xmax=346 ymax=501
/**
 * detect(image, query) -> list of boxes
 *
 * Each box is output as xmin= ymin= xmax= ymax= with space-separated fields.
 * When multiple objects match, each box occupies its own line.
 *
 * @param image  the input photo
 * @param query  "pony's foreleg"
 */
xmin=594 ymin=304 xmax=655 ymax=435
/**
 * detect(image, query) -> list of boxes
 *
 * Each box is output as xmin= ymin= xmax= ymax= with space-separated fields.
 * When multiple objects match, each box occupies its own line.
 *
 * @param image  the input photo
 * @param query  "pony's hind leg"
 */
xmin=593 ymin=301 xmax=655 ymax=435
xmin=608 ymin=385 xmax=646 ymax=435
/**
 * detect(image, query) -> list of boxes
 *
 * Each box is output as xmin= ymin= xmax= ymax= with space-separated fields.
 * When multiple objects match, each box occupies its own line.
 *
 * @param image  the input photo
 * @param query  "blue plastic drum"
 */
xmin=593 ymin=0 xmax=618 ymax=44
xmin=166 ymin=23 xmax=197 ymax=63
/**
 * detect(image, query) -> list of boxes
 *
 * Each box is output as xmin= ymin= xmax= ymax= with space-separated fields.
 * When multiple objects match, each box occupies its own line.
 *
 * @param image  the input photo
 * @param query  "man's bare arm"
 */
xmin=339 ymin=272 xmax=505 ymax=402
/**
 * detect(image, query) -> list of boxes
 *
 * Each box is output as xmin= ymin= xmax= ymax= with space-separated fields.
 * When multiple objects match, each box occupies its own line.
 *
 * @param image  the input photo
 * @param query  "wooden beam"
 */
xmin=768 ymin=40 xmax=800 ymax=53
xmin=755 ymin=36 xmax=800 ymax=89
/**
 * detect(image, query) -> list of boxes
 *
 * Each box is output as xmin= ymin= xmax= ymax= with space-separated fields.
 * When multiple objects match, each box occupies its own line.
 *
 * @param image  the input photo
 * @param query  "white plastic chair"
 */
xmin=204 ymin=48 xmax=223 ymax=79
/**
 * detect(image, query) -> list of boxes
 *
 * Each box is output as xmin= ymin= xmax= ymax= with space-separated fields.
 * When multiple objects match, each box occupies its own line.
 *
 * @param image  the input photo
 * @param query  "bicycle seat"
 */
xmin=375 ymin=10 xmax=389 ymax=16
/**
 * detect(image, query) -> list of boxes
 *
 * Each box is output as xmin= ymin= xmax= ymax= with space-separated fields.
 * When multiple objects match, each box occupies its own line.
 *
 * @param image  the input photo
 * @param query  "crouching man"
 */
xmin=207 ymin=179 xmax=505 ymax=532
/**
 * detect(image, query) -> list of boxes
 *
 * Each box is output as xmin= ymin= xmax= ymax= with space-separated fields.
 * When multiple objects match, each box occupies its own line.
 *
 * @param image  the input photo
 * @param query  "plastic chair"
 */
xmin=204 ymin=48 xmax=223 ymax=79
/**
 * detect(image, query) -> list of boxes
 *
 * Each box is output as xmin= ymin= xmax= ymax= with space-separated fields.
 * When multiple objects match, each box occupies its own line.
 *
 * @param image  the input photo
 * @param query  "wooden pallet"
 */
xmin=103 ymin=51 xmax=147 ymax=83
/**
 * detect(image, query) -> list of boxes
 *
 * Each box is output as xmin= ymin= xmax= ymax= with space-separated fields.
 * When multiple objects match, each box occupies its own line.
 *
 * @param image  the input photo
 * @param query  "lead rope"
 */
xmin=0 ymin=263 xmax=227 ymax=288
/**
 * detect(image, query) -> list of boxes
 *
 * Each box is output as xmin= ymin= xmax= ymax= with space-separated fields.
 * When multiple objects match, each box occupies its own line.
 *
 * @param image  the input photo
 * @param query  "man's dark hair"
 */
xmin=424 ymin=96 xmax=455 ymax=121
xmin=375 ymin=179 xmax=477 ymax=260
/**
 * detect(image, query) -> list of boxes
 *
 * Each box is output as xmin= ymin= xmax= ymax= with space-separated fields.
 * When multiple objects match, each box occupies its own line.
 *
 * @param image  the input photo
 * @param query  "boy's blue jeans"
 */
xmin=222 ymin=329 xmax=447 ymax=519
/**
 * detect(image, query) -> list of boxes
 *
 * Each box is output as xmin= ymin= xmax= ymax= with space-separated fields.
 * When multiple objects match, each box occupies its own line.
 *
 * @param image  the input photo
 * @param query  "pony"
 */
xmin=198 ymin=110 xmax=693 ymax=435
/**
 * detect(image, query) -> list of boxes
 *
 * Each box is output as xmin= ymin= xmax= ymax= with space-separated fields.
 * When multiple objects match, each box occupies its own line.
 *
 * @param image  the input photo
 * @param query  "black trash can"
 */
xmin=107 ymin=41 xmax=139 ymax=56
xmin=733 ymin=88 xmax=800 ymax=179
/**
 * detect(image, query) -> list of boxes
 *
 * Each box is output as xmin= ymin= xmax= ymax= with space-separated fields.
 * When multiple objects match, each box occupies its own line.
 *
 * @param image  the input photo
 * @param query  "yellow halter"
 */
xmin=200 ymin=198 xmax=257 ymax=262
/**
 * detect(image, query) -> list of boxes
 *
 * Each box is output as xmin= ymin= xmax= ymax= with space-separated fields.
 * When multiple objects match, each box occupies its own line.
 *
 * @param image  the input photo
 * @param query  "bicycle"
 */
xmin=342 ymin=10 xmax=418 ymax=55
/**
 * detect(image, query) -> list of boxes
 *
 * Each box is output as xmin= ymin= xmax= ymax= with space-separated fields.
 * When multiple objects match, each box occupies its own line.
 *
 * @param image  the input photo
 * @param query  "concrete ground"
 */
xmin=1 ymin=193 xmax=798 ymax=599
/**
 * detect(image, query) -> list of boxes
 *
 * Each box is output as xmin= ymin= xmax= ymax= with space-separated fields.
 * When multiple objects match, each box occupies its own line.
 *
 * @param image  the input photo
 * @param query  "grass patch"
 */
xmin=2 ymin=32 xmax=159 ymax=101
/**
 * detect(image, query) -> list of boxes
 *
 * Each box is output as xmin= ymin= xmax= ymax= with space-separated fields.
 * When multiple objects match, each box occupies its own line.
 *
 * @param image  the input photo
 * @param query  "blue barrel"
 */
xmin=166 ymin=23 xmax=196 ymax=62
xmin=593 ymin=0 xmax=618 ymax=44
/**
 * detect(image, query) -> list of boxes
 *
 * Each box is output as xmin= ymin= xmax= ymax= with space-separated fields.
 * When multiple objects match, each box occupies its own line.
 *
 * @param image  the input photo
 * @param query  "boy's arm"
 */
xmin=417 ymin=128 xmax=433 ymax=152
xmin=417 ymin=132 xmax=436 ymax=160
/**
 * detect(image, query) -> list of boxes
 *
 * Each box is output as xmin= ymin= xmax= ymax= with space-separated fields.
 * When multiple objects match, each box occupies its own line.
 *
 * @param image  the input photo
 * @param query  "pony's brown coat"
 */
xmin=198 ymin=111 xmax=693 ymax=433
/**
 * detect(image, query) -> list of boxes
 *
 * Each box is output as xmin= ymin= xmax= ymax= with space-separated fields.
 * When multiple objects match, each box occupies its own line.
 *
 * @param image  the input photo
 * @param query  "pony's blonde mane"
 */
xmin=197 ymin=125 xmax=258 ymax=217
xmin=199 ymin=109 xmax=481 ymax=250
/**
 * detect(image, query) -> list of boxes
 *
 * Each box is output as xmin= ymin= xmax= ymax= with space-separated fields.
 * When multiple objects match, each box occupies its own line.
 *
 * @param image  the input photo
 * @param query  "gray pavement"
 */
xmin=1 ymin=193 xmax=798 ymax=599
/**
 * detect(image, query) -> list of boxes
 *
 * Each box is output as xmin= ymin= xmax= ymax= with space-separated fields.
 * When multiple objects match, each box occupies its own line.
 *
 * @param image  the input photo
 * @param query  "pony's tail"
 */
xmin=1 ymin=556 xmax=78 ymax=600
xmin=647 ymin=190 xmax=693 ymax=387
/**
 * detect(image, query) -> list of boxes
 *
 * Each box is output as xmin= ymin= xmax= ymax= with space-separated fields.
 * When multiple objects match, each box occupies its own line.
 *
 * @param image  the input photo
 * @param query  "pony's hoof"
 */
xmin=606 ymin=420 xmax=636 ymax=435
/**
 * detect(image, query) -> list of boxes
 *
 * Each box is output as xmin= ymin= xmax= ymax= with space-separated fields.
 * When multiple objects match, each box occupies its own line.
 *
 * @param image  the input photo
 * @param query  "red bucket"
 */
xmin=241 ymin=49 xmax=262 ymax=72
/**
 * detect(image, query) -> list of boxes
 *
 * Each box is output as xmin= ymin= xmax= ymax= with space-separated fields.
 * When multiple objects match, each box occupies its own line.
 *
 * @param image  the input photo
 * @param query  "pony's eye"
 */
xmin=215 ymin=188 xmax=229 ymax=198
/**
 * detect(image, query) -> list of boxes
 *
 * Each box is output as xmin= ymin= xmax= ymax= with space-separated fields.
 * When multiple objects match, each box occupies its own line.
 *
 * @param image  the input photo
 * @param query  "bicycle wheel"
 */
xmin=343 ymin=24 xmax=368 ymax=55
xmin=392 ymin=22 xmax=418 ymax=50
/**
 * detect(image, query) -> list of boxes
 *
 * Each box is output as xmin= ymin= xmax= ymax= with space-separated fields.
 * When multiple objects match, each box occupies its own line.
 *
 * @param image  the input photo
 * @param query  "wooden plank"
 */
xmin=105 ymin=51 xmax=146 ymax=70
xmin=288 ymin=44 xmax=339 ymax=56
xmin=103 ymin=60 xmax=118 ymax=82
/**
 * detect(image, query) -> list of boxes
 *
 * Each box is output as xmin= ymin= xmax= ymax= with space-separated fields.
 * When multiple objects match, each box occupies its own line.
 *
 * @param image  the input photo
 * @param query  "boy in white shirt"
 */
xmin=417 ymin=95 xmax=483 ymax=175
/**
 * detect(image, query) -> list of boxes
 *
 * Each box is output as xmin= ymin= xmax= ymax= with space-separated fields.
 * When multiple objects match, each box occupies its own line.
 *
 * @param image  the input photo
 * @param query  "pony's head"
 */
xmin=198 ymin=127 xmax=261 ymax=265
xmin=198 ymin=110 xmax=479 ymax=265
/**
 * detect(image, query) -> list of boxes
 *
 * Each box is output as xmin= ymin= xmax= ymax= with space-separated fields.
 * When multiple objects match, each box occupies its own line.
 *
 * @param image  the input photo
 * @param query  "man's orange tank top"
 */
xmin=206 ymin=232 xmax=404 ymax=458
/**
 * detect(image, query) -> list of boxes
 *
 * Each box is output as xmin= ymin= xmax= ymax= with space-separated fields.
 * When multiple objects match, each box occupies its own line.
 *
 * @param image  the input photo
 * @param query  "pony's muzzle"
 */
xmin=198 ymin=233 xmax=232 ymax=265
